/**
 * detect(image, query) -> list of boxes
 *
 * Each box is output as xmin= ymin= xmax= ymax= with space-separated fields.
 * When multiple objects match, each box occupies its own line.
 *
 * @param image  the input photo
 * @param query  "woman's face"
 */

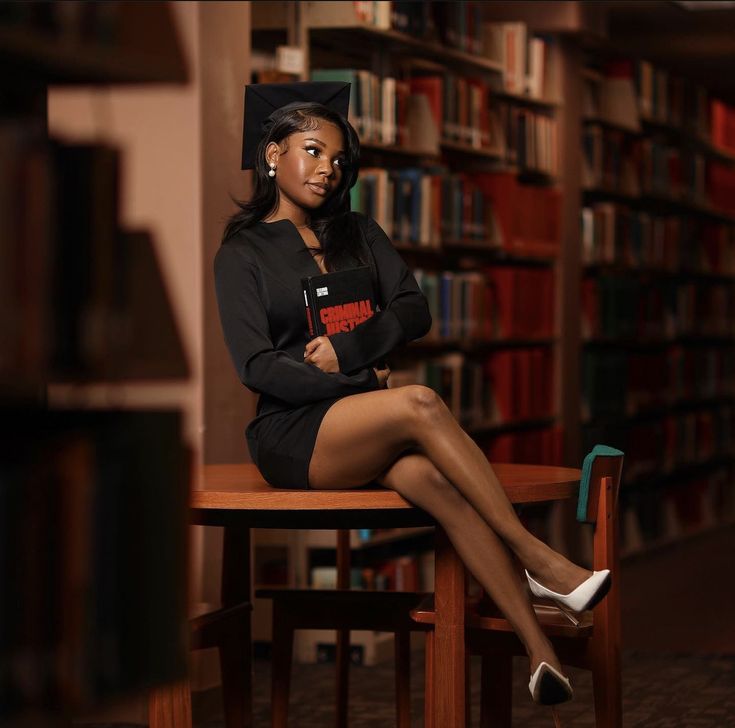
xmin=266 ymin=120 xmax=346 ymax=211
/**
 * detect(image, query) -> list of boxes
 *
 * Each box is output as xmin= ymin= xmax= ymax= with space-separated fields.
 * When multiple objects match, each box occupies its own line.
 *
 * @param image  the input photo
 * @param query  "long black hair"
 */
xmin=222 ymin=101 xmax=370 ymax=274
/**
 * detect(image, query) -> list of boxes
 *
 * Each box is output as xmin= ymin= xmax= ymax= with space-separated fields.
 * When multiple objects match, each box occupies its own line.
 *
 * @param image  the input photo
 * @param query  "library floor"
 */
xmin=89 ymin=524 xmax=735 ymax=727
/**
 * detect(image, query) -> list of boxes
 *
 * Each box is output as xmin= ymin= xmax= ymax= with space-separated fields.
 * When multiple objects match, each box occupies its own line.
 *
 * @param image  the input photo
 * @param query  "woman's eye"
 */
xmin=306 ymin=147 xmax=319 ymax=157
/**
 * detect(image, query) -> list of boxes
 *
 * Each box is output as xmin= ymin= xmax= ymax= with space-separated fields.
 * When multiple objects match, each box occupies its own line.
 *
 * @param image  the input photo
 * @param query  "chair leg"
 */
xmin=424 ymin=631 xmax=435 ymax=728
xmin=219 ymin=615 xmax=253 ymax=728
xmin=479 ymin=652 xmax=512 ymax=728
xmin=148 ymin=679 xmax=193 ymax=728
xmin=590 ymin=601 xmax=622 ymax=728
xmin=395 ymin=629 xmax=411 ymax=728
xmin=335 ymin=627 xmax=350 ymax=728
xmin=271 ymin=603 xmax=294 ymax=728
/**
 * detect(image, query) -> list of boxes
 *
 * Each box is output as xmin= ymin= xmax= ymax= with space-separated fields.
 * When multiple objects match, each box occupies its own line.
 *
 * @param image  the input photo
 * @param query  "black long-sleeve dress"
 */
xmin=214 ymin=211 xmax=432 ymax=488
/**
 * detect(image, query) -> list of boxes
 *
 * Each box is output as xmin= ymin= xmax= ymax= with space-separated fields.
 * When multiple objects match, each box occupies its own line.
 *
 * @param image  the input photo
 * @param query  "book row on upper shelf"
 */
xmin=387 ymin=346 xmax=555 ymax=433
xmin=311 ymin=68 xmax=558 ymax=175
xmin=583 ymin=57 xmax=735 ymax=156
xmin=306 ymin=3 xmax=554 ymax=101
xmin=581 ymin=124 xmax=735 ymax=219
xmin=581 ymin=275 xmax=735 ymax=342
xmin=351 ymin=168 xmax=560 ymax=257
xmin=411 ymin=266 xmax=555 ymax=345
xmin=0 ymin=409 xmax=188 ymax=715
xmin=582 ymin=348 xmax=734 ymax=423
xmin=581 ymin=201 xmax=735 ymax=276
xmin=0 ymin=122 xmax=187 ymax=386
xmin=585 ymin=398 xmax=733 ymax=483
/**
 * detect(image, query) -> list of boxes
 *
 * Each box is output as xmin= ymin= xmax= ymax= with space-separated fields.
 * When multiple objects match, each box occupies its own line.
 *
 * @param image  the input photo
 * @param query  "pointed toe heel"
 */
xmin=525 ymin=569 xmax=612 ymax=613
xmin=528 ymin=661 xmax=573 ymax=706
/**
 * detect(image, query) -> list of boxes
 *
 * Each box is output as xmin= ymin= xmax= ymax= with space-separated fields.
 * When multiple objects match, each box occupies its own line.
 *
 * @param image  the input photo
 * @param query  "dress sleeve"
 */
xmin=214 ymin=243 xmax=380 ymax=405
xmin=329 ymin=215 xmax=432 ymax=375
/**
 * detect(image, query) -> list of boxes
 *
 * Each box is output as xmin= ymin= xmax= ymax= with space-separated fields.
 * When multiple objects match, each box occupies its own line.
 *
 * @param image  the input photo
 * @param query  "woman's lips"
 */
xmin=307 ymin=183 xmax=328 ymax=196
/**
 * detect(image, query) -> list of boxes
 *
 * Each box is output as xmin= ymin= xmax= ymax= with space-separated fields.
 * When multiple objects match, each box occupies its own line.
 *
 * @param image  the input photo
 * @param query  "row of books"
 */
xmin=352 ymin=0 xmax=484 ymax=57
xmin=634 ymin=59 xmax=709 ymax=133
xmin=487 ymin=22 xmax=551 ymax=99
xmin=389 ymin=347 xmax=555 ymax=428
xmin=582 ymin=349 xmax=735 ymax=420
xmin=0 ymin=124 xmax=187 ymax=384
xmin=583 ymin=125 xmax=709 ymax=202
xmin=500 ymin=104 xmax=558 ymax=175
xmin=584 ymin=404 xmax=734 ymax=483
xmin=311 ymin=66 xmax=558 ymax=175
xmin=581 ymin=202 xmax=735 ymax=275
xmin=412 ymin=266 xmax=555 ymax=343
xmin=351 ymin=1 xmax=553 ymax=100
xmin=484 ymin=425 xmax=563 ymax=467
xmin=350 ymin=169 xmax=560 ymax=255
xmin=351 ymin=167 xmax=494 ymax=246
xmin=474 ymin=172 xmax=561 ymax=256
xmin=581 ymin=276 xmax=735 ymax=341
xmin=586 ymin=58 xmax=735 ymax=161
xmin=0 ymin=409 xmax=188 ymax=714
xmin=711 ymin=100 xmax=735 ymax=153
xmin=620 ymin=467 xmax=733 ymax=555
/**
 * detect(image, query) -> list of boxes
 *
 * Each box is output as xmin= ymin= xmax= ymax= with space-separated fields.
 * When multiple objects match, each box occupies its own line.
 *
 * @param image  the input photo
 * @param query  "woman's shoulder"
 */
xmin=215 ymin=226 xmax=264 ymax=268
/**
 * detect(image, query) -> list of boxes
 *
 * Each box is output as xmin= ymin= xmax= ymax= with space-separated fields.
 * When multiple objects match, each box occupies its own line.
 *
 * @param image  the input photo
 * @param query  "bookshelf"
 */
xmin=248 ymin=0 xmax=566 ymax=662
xmin=579 ymin=51 xmax=735 ymax=557
xmin=0 ymin=3 xmax=191 ymax=723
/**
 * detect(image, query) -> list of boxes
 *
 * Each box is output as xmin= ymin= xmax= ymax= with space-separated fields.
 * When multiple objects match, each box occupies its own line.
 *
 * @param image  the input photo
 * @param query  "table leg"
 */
xmin=220 ymin=525 xmax=253 ymax=728
xmin=433 ymin=525 xmax=466 ymax=728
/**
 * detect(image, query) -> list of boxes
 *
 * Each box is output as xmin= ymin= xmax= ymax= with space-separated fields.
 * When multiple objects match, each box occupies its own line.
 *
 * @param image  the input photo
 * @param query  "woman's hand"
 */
xmin=303 ymin=336 xmax=339 ymax=373
xmin=373 ymin=365 xmax=391 ymax=389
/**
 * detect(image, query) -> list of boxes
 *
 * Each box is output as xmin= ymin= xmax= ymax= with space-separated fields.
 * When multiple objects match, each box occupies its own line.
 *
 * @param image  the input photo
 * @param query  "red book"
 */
xmin=409 ymin=76 xmax=443 ymax=136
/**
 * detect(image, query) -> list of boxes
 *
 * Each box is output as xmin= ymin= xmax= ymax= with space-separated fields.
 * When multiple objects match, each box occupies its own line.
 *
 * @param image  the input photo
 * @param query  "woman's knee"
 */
xmin=399 ymin=385 xmax=448 ymax=427
xmin=381 ymin=453 xmax=463 ymax=508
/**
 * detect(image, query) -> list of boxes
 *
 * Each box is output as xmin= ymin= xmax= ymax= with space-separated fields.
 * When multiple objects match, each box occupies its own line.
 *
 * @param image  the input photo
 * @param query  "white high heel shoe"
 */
xmin=528 ymin=661 xmax=573 ymax=705
xmin=525 ymin=569 xmax=611 ymax=613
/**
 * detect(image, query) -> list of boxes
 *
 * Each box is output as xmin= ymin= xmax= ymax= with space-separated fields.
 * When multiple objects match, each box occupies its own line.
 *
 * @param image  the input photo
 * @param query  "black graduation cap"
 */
xmin=241 ymin=81 xmax=351 ymax=170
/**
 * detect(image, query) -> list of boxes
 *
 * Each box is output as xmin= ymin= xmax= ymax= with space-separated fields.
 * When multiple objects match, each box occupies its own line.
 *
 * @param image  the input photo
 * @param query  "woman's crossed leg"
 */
xmin=308 ymin=384 xmax=590 ymax=674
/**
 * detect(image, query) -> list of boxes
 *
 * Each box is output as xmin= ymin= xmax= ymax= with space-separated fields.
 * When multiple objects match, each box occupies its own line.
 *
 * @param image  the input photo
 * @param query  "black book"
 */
xmin=301 ymin=266 xmax=387 ymax=370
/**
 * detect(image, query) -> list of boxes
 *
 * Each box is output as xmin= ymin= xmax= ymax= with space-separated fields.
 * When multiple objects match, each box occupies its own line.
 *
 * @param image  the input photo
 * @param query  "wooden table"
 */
xmin=189 ymin=462 xmax=581 ymax=728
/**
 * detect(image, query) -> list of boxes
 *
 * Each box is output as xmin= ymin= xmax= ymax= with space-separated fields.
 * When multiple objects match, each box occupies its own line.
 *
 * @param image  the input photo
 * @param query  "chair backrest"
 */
xmin=576 ymin=445 xmax=624 ymax=525
xmin=576 ymin=445 xmax=624 ymax=574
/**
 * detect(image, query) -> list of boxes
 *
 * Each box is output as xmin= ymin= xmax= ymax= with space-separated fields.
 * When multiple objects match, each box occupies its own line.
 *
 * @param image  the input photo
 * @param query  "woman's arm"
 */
xmin=328 ymin=215 xmax=432 ymax=375
xmin=214 ymin=243 xmax=379 ymax=405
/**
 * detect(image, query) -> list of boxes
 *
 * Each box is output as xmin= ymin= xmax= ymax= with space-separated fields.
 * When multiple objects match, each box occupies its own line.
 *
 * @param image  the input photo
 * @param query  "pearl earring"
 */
xmin=268 ymin=162 xmax=276 ymax=178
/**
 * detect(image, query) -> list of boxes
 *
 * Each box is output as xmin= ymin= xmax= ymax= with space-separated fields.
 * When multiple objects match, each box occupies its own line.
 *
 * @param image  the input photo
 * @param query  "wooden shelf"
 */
xmin=392 ymin=241 xmax=557 ymax=266
xmin=583 ymin=263 xmax=735 ymax=283
xmin=307 ymin=23 xmax=503 ymax=78
xmin=583 ymin=116 xmax=642 ymax=135
xmin=0 ymin=5 xmax=187 ymax=85
xmin=439 ymin=140 xmax=505 ymax=160
xmin=582 ymin=186 xmax=735 ymax=225
xmin=492 ymin=89 xmax=561 ymax=110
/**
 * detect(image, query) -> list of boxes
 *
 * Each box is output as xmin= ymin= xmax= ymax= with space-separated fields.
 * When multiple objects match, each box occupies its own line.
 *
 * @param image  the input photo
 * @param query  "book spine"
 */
xmin=301 ymin=281 xmax=317 ymax=338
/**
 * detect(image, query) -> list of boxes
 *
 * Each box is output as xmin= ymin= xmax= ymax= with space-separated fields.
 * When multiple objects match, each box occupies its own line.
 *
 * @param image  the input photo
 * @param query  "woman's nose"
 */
xmin=317 ymin=159 xmax=335 ymax=177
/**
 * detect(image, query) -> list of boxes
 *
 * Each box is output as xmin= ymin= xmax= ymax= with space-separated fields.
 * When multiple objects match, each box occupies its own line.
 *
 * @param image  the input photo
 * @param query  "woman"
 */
xmin=214 ymin=83 xmax=610 ymax=709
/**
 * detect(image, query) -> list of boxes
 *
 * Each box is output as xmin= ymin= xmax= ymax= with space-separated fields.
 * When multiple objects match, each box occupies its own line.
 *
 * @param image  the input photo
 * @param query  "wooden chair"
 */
xmin=411 ymin=445 xmax=625 ymax=728
xmin=256 ymin=529 xmax=431 ymax=728
xmin=149 ymin=528 xmax=253 ymax=728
